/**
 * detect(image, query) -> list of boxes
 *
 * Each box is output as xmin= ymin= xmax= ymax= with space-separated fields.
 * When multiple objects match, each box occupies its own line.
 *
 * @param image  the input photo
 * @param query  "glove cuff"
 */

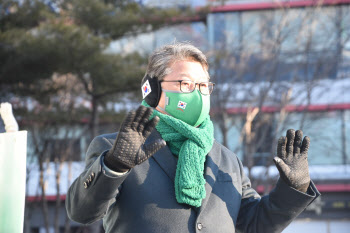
xmin=104 ymin=151 xmax=132 ymax=172
xmin=296 ymin=181 xmax=310 ymax=193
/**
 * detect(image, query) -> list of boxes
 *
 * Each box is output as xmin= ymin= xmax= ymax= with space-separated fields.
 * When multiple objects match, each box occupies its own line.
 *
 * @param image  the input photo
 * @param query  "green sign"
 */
xmin=0 ymin=131 xmax=27 ymax=233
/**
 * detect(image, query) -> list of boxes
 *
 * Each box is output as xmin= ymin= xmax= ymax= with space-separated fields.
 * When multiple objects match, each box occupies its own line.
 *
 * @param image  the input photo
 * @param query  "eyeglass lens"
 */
xmin=180 ymin=80 xmax=214 ymax=95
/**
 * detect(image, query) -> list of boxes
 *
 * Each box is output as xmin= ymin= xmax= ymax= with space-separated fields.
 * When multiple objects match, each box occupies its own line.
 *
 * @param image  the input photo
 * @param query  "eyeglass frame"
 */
xmin=159 ymin=80 xmax=215 ymax=95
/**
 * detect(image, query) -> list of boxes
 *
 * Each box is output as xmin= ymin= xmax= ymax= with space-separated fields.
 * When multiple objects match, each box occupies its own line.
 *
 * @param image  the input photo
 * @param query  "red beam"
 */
xmin=316 ymin=184 xmax=350 ymax=192
xmin=211 ymin=0 xmax=350 ymax=13
xmin=26 ymin=195 xmax=66 ymax=202
xmin=256 ymin=183 xmax=350 ymax=193
xmin=221 ymin=103 xmax=350 ymax=114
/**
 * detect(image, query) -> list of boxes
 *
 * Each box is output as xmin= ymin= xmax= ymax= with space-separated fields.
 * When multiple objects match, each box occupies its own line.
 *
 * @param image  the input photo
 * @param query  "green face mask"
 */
xmin=159 ymin=89 xmax=210 ymax=127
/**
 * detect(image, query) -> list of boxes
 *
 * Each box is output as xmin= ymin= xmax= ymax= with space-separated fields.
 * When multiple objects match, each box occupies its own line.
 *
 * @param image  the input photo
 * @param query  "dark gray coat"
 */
xmin=66 ymin=130 xmax=320 ymax=233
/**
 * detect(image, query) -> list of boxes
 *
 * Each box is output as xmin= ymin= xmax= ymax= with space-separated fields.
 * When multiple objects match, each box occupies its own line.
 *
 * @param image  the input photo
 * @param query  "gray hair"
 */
xmin=144 ymin=42 xmax=209 ymax=81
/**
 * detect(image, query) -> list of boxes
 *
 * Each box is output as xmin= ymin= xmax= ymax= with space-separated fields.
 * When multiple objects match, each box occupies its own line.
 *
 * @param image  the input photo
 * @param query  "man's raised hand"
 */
xmin=104 ymin=105 xmax=166 ymax=172
xmin=273 ymin=129 xmax=311 ymax=193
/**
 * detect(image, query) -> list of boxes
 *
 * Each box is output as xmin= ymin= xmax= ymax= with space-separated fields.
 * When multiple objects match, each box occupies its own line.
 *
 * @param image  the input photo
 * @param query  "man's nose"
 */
xmin=195 ymin=83 xmax=200 ymax=90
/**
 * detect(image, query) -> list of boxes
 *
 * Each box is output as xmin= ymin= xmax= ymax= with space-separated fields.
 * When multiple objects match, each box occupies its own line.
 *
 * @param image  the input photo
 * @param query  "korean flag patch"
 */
xmin=177 ymin=101 xmax=187 ymax=109
xmin=142 ymin=80 xmax=152 ymax=99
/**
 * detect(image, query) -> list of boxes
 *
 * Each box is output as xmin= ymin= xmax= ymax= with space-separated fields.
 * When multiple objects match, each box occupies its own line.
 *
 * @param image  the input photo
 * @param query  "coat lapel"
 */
xmin=148 ymin=130 xmax=222 ymax=213
xmin=198 ymin=140 xmax=222 ymax=214
xmin=148 ymin=129 xmax=177 ymax=182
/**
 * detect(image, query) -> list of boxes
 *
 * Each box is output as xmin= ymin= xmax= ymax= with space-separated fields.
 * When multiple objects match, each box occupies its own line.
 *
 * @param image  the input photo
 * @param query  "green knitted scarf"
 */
xmin=142 ymin=101 xmax=214 ymax=207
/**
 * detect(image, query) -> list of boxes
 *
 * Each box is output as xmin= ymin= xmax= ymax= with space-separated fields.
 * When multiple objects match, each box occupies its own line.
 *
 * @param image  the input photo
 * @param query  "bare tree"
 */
xmin=22 ymin=74 xmax=92 ymax=233
xmin=209 ymin=3 xmax=350 ymax=190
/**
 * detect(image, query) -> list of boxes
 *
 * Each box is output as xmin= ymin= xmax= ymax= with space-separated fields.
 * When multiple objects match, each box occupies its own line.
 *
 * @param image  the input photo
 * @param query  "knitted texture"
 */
xmin=142 ymin=101 xmax=214 ymax=207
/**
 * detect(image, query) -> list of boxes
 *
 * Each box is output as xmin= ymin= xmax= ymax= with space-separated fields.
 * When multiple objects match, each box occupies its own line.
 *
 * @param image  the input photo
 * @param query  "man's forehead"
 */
xmin=178 ymin=73 xmax=209 ymax=81
xmin=164 ymin=61 xmax=209 ymax=81
xmin=163 ymin=72 xmax=209 ymax=82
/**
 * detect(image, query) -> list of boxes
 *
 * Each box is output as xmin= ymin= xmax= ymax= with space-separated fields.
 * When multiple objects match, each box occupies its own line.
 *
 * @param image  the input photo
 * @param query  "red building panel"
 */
xmin=210 ymin=0 xmax=350 ymax=13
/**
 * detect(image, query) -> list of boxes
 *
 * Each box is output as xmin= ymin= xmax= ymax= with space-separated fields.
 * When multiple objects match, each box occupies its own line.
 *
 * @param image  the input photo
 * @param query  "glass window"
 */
xmin=281 ymin=111 xmax=345 ymax=165
xmin=312 ymin=7 xmax=338 ymax=51
xmin=341 ymin=5 xmax=350 ymax=65
xmin=109 ymin=22 xmax=208 ymax=54
xmin=240 ymin=11 xmax=262 ymax=53
xmin=213 ymin=117 xmax=244 ymax=160
xmin=210 ymin=13 xmax=226 ymax=49
xmin=344 ymin=110 xmax=350 ymax=164
xmin=154 ymin=22 xmax=208 ymax=51
xmin=224 ymin=12 xmax=242 ymax=52
xmin=214 ymin=109 xmax=350 ymax=166
xmin=276 ymin=8 xmax=306 ymax=53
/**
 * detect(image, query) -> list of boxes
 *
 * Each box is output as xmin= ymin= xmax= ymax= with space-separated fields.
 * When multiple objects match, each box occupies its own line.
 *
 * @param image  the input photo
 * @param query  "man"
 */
xmin=66 ymin=43 xmax=320 ymax=233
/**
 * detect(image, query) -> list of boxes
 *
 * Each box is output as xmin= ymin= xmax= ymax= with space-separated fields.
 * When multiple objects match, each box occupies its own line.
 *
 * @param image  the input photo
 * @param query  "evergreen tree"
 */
xmin=0 ymin=0 xmax=197 ymax=137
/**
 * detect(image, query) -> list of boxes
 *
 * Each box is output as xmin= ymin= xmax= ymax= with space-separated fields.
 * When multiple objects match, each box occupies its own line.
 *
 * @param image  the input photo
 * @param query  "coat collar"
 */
xmin=148 ymin=129 xmax=178 ymax=181
xmin=199 ymin=140 xmax=222 ymax=213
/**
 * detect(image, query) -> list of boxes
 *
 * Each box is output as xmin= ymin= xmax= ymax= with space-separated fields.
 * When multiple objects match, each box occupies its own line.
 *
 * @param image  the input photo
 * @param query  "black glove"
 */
xmin=273 ymin=129 xmax=311 ymax=193
xmin=104 ymin=105 xmax=166 ymax=172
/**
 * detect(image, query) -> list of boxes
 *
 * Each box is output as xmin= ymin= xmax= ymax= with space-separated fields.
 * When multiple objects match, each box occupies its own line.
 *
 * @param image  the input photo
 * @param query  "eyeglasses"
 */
xmin=160 ymin=80 xmax=215 ymax=95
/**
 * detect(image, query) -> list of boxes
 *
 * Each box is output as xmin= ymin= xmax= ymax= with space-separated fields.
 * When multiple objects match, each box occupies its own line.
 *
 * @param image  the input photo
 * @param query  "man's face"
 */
xmin=156 ymin=60 xmax=209 ymax=114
